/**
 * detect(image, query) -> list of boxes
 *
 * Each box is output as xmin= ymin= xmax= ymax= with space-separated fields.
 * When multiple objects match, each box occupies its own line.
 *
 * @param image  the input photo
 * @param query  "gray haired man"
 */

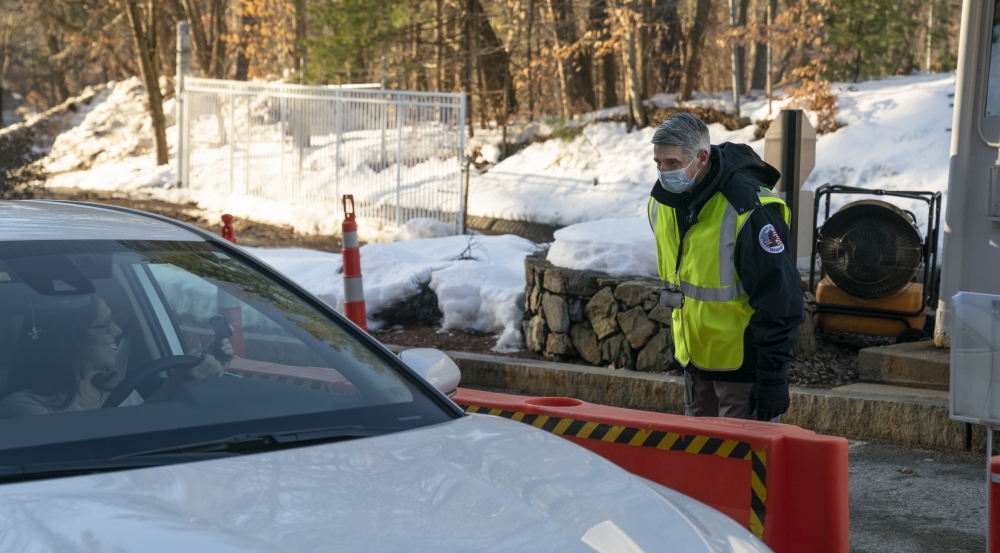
xmin=646 ymin=113 xmax=803 ymax=421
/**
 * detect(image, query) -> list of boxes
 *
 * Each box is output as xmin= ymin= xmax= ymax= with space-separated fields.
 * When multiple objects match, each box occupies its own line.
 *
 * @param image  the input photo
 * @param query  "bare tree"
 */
xmin=679 ymin=0 xmax=711 ymax=101
xmin=123 ymin=0 xmax=168 ymax=165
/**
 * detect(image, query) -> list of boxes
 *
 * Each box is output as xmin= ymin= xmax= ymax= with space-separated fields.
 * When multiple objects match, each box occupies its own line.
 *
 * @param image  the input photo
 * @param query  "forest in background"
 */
xmin=0 ymin=0 xmax=963 ymax=146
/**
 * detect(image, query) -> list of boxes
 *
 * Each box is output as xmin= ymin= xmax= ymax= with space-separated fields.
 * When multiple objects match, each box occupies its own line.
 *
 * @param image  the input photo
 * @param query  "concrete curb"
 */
xmin=388 ymin=346 xmax=984 ymax=453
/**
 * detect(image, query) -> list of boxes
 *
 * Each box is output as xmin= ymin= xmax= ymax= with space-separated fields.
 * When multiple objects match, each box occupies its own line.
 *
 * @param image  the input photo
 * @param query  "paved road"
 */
xmin=850 ymin=440 xmax=987 ymax=552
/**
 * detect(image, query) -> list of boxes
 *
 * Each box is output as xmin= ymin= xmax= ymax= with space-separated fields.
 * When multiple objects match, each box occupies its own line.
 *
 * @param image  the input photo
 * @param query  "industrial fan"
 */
xmin=808 ymin=185 xmax=942 ymax=343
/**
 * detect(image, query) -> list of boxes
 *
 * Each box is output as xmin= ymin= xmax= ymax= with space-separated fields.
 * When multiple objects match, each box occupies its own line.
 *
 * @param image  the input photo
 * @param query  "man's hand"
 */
xmin=748 ymin=375 xmax=789 ymax=421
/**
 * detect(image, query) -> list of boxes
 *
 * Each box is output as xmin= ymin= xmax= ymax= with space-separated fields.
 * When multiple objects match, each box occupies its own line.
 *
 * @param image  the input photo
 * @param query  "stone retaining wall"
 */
xmin=522 ymin=250 xmax=674 ymax=371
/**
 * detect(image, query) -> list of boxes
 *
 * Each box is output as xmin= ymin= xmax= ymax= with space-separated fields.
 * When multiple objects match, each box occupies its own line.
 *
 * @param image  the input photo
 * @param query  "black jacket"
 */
xmin=650 ymin=143 xmax=804 ymax=383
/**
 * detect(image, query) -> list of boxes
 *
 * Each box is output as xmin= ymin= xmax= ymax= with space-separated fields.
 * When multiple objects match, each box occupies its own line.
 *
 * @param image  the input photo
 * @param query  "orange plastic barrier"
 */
xmin=453 ymin=388 xmax=849 ymax=553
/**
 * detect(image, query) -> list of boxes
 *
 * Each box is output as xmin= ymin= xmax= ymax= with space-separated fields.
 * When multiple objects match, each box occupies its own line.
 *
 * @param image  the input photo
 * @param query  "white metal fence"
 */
xmin=177 ymin=77 xmax=467 ymax=231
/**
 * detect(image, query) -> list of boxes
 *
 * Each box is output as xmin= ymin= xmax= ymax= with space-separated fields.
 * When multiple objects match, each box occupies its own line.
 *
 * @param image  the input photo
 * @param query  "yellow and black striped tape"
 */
xmin=462 ymin=403 xmax=767 ymax=539
xmin=228 ymin=370 xmax=344 ymax=394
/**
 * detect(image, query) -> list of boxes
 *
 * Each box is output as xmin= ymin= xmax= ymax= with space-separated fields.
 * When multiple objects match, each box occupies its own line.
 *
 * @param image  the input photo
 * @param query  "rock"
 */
xmin=585 ymin=287 xmax=620 ymax=339
xmin=600 ymin=333 xmax=634 ymax=369
xmin=528 ymin=285 xmax=541 ymax=314
xmin=617 ymin=307 xmax=659 ymax=349
xmin=643 ymin=297 xmax=658 ymax=311
xmin=571 ymin=322 xmax=601 ymax=365
xmin=647 ymin=305 xmax=672 ymax=325
xmin=567 ymin=297 xmax=584 ymax=323
xmin=543 ymin=268 xmax=599 ymax=296
xmin=597 ymin=278 xmax=623 ymax=288
xmin=614 ymin=281 xmax=659 ymax=308
xmin=636 ymin=328 xmax=674 ymax=372
xmin=523 ymin=315 xmax=548 ymax=353
xmin=542 ymin=293 xmax=571 ymax=333
xmin=524 ymin=285 xmax=535 ymax=315
xmin=546 ymin=333 xmax=576 ymax=355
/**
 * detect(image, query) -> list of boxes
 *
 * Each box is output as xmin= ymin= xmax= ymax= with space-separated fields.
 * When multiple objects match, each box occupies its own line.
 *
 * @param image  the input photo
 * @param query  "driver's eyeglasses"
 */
xmin=88 ymin=319 xmax=117 ymax=335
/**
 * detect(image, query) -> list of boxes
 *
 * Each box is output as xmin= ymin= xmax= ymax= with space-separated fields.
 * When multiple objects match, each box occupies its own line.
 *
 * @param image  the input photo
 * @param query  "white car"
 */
xmin=0 ymin=200 xmax=772 ymax=553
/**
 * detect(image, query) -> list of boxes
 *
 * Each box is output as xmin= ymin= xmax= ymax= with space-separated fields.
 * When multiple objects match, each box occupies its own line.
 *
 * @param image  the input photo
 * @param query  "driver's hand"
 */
xmin=191 ymin=338 xmax=232 ymax=379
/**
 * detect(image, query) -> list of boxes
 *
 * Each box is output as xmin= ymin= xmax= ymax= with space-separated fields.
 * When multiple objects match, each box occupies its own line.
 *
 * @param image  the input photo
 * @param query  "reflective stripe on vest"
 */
xmin=648 ymin=192 xmax=790 ymax=370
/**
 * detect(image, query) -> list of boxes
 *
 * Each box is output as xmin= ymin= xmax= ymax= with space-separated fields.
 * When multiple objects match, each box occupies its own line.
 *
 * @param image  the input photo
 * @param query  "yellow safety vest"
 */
xmin=648 ymin=192 xmax=790 ymax=370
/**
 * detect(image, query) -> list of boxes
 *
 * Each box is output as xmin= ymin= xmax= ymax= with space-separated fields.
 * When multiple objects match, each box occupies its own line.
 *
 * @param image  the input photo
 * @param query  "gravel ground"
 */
xmin=789 ymin=330 xmax=894 ymax=389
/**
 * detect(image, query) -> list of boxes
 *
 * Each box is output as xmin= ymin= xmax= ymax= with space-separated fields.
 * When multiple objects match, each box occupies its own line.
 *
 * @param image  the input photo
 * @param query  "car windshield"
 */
xmin=0 ymin=239 xmax=456 ymax=469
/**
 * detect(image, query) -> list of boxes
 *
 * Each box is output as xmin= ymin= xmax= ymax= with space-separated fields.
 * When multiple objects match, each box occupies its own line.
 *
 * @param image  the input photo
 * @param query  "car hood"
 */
xmin=0 ymin=414 xmax=769 ymax=553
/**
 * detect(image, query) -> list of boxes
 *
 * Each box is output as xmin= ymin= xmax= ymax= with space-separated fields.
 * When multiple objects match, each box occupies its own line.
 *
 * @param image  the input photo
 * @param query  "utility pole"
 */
xmin=175 ymin=22 xmax=190 ymax=187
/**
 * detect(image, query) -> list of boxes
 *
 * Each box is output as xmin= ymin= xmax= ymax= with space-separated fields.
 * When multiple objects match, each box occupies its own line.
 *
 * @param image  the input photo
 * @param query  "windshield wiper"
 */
xmin=0 ymin=453 xmax=233 ymax=484
xmin=0 ymin=426 xmax=393 ymax=484
xmin=118 ymin=425 xmax=392 ymax=458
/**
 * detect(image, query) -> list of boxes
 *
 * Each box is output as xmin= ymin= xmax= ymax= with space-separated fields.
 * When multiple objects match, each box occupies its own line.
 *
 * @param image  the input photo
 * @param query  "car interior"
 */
xmin=0 ymin=241 xmax=415 ymax=422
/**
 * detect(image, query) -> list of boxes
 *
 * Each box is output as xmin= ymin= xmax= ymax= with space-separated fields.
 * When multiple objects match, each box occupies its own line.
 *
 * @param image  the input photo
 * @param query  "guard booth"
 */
xmin=936 ymin=0 xmax=1000 ymax=347
xmin=950 ymin=292 xmax=1000 ymax=551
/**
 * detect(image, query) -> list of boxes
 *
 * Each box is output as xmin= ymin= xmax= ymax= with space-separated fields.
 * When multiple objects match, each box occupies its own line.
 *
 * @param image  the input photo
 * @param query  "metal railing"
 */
xmin=177 ymin=76 xmax=467 ymax=231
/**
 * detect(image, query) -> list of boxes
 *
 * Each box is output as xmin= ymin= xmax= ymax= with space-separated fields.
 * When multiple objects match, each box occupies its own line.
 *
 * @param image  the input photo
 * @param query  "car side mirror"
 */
xmin=398 ymin=348 xmax=461 ymax=397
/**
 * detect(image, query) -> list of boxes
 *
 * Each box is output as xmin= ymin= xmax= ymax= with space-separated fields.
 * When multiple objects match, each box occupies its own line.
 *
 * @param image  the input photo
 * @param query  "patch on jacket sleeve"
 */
xmin=758 ymin=224 xmax=785 ymax=253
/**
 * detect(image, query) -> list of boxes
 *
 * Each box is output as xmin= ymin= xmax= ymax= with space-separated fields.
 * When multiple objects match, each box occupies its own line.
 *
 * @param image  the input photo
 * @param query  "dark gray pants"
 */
xmin=684 ymin=371 xmax=781 ymax=422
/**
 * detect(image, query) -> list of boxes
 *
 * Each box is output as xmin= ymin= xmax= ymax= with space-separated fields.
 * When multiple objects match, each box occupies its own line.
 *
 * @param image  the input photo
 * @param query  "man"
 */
xmin=647 ymin=113 xmax=804 ymax=421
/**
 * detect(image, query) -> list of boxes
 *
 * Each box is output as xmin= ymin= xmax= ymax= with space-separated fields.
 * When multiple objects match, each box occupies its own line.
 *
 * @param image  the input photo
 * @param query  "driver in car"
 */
xmin=0 ymin=294 xmax=232 ymax=417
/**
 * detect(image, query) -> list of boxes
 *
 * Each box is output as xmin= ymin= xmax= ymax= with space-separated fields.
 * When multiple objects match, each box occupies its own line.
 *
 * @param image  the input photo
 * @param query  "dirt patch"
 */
xmin=37 ymin=187 xmax=344 ymax=252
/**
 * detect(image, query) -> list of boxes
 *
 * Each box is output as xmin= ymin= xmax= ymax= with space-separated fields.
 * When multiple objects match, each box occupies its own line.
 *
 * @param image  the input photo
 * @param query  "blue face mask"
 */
xmin=658 ymin=155 xmax=700 ymax=194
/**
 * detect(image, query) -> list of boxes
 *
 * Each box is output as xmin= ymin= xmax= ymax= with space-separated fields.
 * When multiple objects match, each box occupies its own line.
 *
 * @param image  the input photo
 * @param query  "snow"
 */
xmin=547 ymin=218 xmax=657 ymax=278
xmin=251 ymin=234 xmax=540 ymax=352
xmin=469 ymin=73 xmax=955 ymax=236
xmin=35 ymin=72 xmax=960 ymax=345
xmin=43 ymin=73 xmax=955 ymax=241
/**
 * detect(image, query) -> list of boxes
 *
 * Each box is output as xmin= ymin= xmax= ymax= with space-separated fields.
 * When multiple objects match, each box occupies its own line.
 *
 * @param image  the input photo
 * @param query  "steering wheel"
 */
xmin=102 ymin=355 xmax=202 ymax=408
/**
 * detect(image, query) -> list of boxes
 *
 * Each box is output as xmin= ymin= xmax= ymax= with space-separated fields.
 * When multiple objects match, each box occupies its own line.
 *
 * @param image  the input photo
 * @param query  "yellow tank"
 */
xmin=814 ymin=278 xmax=927 ymax=337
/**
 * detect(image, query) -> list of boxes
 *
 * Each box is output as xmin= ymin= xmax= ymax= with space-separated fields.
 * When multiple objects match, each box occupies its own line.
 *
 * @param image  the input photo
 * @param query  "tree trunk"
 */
xmin=649 ymin=0 xmax=682 ymax=93
xmin=470 ymin=0 xmax=517 ymax=118
xmin=679 ymin=0 xmax=711 ymax=101
xmin=234 ymin=1 xmax=255 ymax=81
xmin=292 ymin=0 xmax=306 ymax=73
xmin=546 ymin=0 xmax=594 ymax=112
xmin=638 ymin=0 xmax=651 ymax=97
xmin=525 ymin=0 xmax=535 ymax=117
xmin=620 ymin=5 xmax=647 ymax=128
xmin=124 ymin=0 xmax=169 ymax=165
xmin=464 ymin=0 xmax=473 ymax=134
xmin=736 ymin=0 xmax=749 ymax=95
xmin=210 ymin=0 xmax=227 ymax=78
xmin=178 ymin=0 xmax=211 ymax=75
xmin=435 ymin=0 xmax=444 ymax=90
xmin=546 ymin=0 xmax=572 ymax=118
xmin=45 ymin=32 xmax=70 ymax=102
xmin=588 ymin=0 xmax=617 ymax=107
xmin=178 ymin=0 xmax=212 ymax=76
xmin=749 ymin=40 xmax=767 ymax=90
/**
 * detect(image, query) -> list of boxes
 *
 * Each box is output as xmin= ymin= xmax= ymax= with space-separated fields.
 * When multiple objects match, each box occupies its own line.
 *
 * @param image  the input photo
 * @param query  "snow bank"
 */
xmin=469 ymin=73 xmax=955 ymax=235
xmin=547 ymin=218 xmax=657 ymax=278
xmin=46 ymin=78 xmax=174 ymax=174
xmin=465 ymin=117 xmax=754 ymax=227
xmin=252 ymin=234 xmax=539 ymax=352
xmin=43 ymin=72 xmax=955 ymax=243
